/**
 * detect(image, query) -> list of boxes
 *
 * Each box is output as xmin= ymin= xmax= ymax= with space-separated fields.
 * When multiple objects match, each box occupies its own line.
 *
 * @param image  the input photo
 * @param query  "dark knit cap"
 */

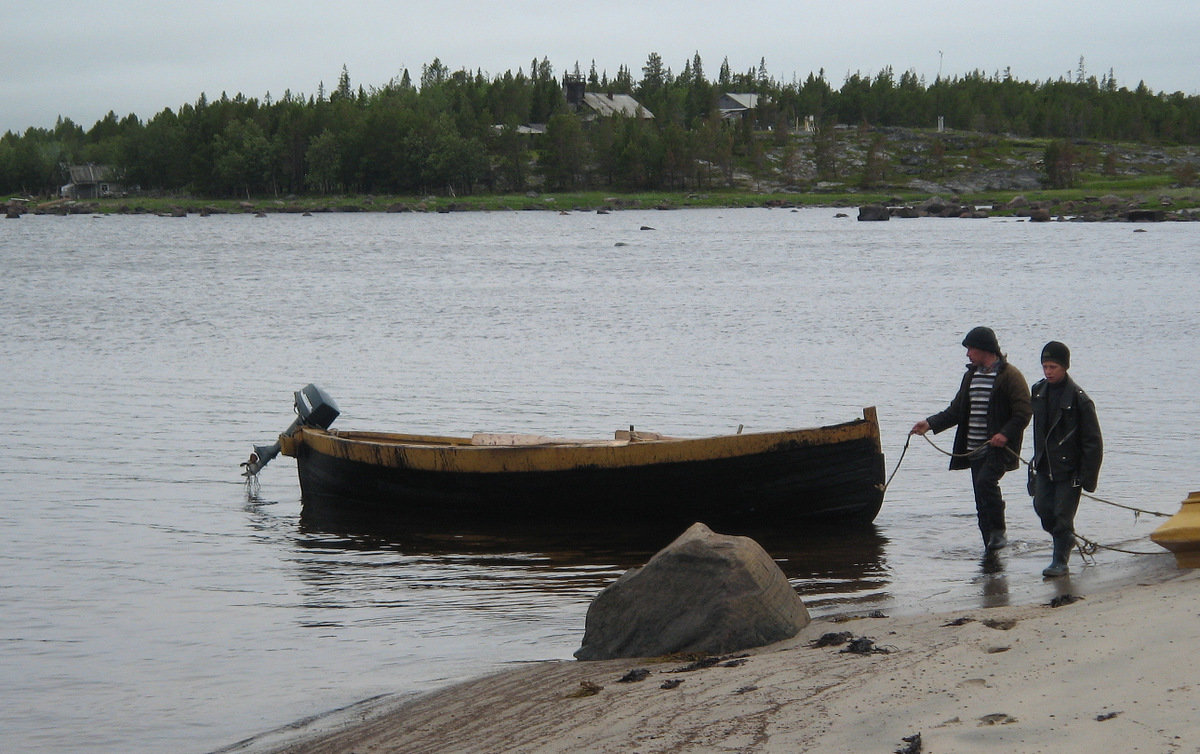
xmin=1041 ymin=340 xmax=1071 ymax=369
xmin=962 ymin=326 xmax=1001 ymax=355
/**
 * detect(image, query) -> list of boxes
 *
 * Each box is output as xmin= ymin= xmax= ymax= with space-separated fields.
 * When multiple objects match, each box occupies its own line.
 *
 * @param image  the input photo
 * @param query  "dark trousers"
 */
xmin=1032 ymin=472 xmax=1081 ymax=549
xmin=969 ymin=448 xmax=1008 ymax=543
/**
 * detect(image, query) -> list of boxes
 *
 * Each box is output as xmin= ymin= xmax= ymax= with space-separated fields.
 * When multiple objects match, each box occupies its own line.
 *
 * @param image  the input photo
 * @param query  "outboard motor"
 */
xmin=241 ymin=384 xmax=340 ymax=477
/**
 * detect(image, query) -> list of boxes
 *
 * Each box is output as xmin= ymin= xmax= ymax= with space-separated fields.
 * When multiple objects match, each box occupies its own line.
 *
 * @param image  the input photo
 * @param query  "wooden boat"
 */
xmin=244 ymin=385 xmax=887 ymax=529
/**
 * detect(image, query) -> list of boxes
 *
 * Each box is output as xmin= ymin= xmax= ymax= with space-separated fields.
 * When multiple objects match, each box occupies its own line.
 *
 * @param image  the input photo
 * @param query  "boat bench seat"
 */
xmin=470 ymin=429 xmax=678 ymax=447
xmin=468 ymin=432 xmax=621 ymax=447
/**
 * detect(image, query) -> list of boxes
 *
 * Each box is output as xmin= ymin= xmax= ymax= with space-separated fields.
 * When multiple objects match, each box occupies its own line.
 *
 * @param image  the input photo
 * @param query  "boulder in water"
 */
xmin=857 ymin=204 xmax=890 ymax=221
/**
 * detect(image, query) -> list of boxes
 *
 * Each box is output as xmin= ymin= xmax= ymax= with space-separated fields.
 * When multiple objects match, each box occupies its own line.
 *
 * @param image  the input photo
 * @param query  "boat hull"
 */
xmin=1151 ymin=490 xmax=1200 ymax=568
xmin=284 ymin=409 xmax=886 ymax=530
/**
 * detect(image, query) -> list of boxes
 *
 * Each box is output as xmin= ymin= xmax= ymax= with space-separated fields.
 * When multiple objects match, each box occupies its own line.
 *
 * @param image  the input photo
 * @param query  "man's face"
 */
xmin=1042 ymin=361 xmax=1067 ymax=384
xmin=966 ymin=347 xmax=993 ymax=367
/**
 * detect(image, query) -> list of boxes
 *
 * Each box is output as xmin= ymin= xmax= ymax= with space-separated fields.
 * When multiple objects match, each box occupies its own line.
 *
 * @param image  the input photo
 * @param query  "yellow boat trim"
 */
xmin=279 ymin=407 xmax=881 ymax=475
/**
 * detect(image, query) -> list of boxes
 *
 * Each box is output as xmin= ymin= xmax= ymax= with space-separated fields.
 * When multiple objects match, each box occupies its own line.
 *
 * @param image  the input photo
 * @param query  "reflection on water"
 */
xmin=977 ymin=554 xmax=1011 ymax=608
xmin=294 ymin=496 xmax=890 ymax=617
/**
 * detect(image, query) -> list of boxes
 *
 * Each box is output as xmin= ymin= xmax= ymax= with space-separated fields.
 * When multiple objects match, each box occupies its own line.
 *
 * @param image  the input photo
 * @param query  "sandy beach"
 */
xmin=233 ymin=551 xmax=1199 ymax=754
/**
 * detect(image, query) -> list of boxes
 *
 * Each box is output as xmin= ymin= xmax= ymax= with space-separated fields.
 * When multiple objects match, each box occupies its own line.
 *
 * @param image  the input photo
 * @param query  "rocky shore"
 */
xmin=854 ymin=193 xmax=1199 ymax=222
xmin=8 ymin=192 xmax=1200 ymax=222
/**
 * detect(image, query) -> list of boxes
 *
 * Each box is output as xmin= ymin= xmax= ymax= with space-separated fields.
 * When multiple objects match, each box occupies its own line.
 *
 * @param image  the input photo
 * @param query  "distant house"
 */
xmin=718 ymin=93 xmax=762 ymax=120
xmin=563 ymin=75 xmax=654 ymax=120
xmin=491 ymin=78 xmax=654 ymax=139
xmin=61 ymin=164 xmax=124 ymax=200
xmin=577 ymin=91 xmax=654 ymax=119
xmin=491 ymin=123 xmax=547 ymax=136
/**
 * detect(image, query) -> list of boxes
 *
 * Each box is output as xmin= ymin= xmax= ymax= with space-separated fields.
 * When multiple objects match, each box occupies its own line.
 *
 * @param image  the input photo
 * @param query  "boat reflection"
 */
xmin=296 ymin=497 xmax=892 ymax=616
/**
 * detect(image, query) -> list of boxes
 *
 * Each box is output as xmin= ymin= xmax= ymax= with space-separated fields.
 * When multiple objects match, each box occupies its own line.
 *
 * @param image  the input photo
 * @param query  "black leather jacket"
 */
xmin=1029 ymin=375 xmax=1103 ymax=492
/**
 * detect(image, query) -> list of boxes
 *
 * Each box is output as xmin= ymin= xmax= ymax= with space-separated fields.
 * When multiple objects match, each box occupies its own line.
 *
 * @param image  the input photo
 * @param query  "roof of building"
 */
xmin=719 ymin=93 xmax=760 ymax=110
xmin=67 ymin=165 xmax=115 ymax=184
xmin=581 ymin=92 xmax=654 ymax=119
xmin=490 ymin=123 xmax=547 ymax=135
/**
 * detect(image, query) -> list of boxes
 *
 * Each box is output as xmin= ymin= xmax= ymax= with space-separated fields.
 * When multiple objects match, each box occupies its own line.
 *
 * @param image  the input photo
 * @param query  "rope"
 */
xmin=1073 ymin=533 xmax=1166 ymax=557
xmin=914 ymin=432 xmax=1171 ymax=518
xmin=892 ymin=432 xmax=1176 ymax=559
xmin=881 ymin=434 xmax=911 ymax=492
xmin=1079 ymin=490 xmax=1169 ymax=519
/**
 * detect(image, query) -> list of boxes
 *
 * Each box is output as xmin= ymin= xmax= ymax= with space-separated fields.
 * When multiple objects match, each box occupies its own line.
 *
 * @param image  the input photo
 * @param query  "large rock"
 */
xmin=574 ymin=522 xmax=810 ymax=660
xmin=1127 ymin=209 xmax=1165 ymax=222
xmin=857 ymin=204 xmax=890 ymax=221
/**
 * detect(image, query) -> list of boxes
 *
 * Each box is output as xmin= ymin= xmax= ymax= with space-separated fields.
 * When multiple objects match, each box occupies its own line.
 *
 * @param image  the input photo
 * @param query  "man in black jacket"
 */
xmin=912 ymin=326 xmax=1032 ymax=553
xmin=1029 ymin=341 xmax=1103 ymax=578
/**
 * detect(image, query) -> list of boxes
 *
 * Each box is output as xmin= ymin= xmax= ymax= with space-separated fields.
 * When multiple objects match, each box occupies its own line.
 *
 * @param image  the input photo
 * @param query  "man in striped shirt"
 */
xmin=911 ymin=327 xmax=1032 ymax=553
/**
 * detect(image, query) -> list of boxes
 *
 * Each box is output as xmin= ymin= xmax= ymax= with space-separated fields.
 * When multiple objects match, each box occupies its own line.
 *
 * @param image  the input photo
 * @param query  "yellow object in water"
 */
xmin=1151 ymin=491 xmax=1200 ymax=568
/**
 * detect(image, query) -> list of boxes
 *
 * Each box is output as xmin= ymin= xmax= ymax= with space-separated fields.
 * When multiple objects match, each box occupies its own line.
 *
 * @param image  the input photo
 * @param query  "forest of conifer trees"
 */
xmin=2 ymin=54 xmax=1197 ymax=198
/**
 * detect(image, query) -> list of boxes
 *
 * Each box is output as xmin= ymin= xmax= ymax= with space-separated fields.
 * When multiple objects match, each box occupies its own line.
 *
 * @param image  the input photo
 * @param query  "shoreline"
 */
xmin=11 ymin=184 xmax=1200 ymax=221
xmin=226 ymin=553 xmax=1195 ymax=753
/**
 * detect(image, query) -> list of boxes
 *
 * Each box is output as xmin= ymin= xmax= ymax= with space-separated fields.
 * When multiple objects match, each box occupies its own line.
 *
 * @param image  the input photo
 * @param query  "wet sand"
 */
xmin=231 ymin=553 xmax=1198 ymax=753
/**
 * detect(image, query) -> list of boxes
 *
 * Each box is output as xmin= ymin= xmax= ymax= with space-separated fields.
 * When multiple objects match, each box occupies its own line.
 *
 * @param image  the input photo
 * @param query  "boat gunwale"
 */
xmin=281 ymin=409 xmax=881 ymax=475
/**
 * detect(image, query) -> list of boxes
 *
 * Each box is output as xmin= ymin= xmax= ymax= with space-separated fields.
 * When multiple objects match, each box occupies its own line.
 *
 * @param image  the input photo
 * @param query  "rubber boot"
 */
xmin=986 ymin=530 xmax=1008 ymax=551
xmin=1042 ymin=536 xmax=1072 ymax=578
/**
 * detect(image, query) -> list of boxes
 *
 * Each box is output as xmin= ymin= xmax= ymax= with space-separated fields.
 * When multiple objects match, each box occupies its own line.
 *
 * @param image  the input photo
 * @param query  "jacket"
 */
xmin=1029 ymin=375 xmax=1103 ymax=492
xmin=927 ymin=358 xmax=1032 ymax=472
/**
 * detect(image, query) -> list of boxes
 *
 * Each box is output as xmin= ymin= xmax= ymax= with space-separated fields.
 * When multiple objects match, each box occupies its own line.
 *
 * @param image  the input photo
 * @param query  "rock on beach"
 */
xmin=574 ymin=522 xmax=810 ymax=660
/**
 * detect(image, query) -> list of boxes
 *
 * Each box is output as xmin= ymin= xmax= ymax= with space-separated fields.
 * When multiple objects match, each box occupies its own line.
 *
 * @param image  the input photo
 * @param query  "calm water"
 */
xmin=2 ymin=207 xmax=1196 ymax=752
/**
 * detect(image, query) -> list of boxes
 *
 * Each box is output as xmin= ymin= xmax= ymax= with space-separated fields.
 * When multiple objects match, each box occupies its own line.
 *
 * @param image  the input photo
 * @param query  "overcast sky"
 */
xmin=3 ymin=1 xmax=1197 ymax=134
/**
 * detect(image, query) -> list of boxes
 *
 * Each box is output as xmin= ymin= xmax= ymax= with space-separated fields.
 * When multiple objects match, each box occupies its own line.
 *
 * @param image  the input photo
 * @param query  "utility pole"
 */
xmin=936 ymin=50 xmax=945 ymax=132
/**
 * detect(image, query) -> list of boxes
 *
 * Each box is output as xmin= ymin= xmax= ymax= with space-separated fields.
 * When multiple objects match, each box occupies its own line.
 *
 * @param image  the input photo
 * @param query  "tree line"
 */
xmin=3 ymin=54 xmax=1198 ymax=198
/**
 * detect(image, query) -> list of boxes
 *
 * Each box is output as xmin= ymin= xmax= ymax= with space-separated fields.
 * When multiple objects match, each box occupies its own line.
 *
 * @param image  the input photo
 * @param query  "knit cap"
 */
xmin=1040 ymin=340 xmax=1070 ymax=369
xmin=962 ymin=326 xmax=1000 ymax=355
